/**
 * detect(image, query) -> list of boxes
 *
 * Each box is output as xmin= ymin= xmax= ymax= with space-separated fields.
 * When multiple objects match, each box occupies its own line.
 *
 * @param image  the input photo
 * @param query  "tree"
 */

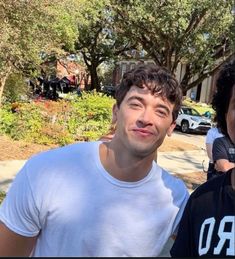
xmin=75 ymin=0 xmax=134 ymax=91
xmin=0 ymin=0 xmax=80 ymax=105
xmin=113 ymin=0 xmax=235 ymax=94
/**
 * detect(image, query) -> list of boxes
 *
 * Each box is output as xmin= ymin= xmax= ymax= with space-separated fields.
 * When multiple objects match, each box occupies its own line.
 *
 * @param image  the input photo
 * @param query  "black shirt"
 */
xmin=170 ymin=169 xmax=235 ymax=257
xmin=213 ymin=136 xmax=235 ymax=163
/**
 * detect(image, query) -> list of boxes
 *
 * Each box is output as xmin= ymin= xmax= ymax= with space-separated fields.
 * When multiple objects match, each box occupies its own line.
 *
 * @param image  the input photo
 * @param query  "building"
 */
xmin=41 ymin=57 xmax=90 ymax=90
xmin=112 ymin=55 xmax=218 ymax=104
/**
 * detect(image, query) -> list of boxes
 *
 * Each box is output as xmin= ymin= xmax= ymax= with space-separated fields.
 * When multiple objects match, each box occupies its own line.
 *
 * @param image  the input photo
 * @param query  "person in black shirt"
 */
xmin=213 ymin=135 xmax=235 ymax=173
xmin=170 ymin=57 xmax=235 ymax=257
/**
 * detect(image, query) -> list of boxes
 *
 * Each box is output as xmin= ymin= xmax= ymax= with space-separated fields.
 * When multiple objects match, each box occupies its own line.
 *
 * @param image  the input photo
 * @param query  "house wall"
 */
xmin=56 ymin=60 xmax=88 ymax=90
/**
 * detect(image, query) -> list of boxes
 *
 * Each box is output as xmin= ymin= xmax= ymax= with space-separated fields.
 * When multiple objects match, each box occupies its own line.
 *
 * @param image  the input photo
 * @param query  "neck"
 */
xmin=99 ymin=142 xmax=154 ymax=182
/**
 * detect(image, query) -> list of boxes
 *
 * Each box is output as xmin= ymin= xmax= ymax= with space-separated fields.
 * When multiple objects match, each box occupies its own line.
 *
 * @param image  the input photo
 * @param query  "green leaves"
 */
xmin=0 ymin=0 xmax=82 ymax=105
xmin=113 ymin=0 xmax=235 ymax=92
xmin=0 ymin=191 xmax=6 ymax=204
xmin=0 ymin=93 xmax=115 ymax=145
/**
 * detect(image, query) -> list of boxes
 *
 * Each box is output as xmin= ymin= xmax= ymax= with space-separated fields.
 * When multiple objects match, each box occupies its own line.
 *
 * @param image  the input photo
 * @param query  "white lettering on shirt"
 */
xmin=198 ymin=216 xmax=235 ymax=256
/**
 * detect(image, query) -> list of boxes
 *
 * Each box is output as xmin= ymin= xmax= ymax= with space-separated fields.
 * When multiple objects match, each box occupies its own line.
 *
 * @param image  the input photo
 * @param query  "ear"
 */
xmin=167 ymin=121 xmax=176 ymax=137
xmin=112 ymin=104 xmax=118 ymax=124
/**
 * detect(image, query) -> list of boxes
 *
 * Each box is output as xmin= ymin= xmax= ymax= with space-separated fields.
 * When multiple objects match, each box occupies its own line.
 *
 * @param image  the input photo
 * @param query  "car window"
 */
xmin=182 ymin=107 xmax=200 ymax=116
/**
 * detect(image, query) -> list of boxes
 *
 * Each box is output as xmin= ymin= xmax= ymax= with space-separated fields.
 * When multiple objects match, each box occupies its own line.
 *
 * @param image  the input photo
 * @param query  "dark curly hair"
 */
xmin=115 ymin=63 xmax=182 ymax=121
xmin=212 ymin=57 xmax=235 ymax=136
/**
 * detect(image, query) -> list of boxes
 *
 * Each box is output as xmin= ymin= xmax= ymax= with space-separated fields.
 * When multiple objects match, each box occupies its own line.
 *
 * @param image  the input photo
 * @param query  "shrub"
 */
xmin=0 ymin=191 xmax=6 ymax=204
xmin=0 ymin=104 xmax=17 ymax=135
xmin=0 ymin=92 xmax=115 ymax=145
xmin=3 ymin=72 xmax=29 ymax=103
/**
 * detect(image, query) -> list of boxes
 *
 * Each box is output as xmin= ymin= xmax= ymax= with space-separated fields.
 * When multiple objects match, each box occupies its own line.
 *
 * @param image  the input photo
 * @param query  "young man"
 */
xmin=0 ymin=64 xmax=189 ymax=257
xmin=170 ymin=57 xmax=235 ymax=257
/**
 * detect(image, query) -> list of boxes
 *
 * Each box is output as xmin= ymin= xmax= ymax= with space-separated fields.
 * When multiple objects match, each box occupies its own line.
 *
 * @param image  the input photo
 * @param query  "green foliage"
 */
xmin=75 ymin=0 xmax=132 ymax=91
xmin=0 ymin=104 xmax=17 ymax=134
xmin=3 ymin=72 xmax=28 ymax=103
xmin=0 ymin=191 xmax=6 ymax=204
xmin=113 ymin=0 xmax=235 ymax=92
xmin=0 ymin=0 xmax=81 ymax=105
xmin=98 ymin=62 xmax=115 ymax=86
xmin=0 ymin=93 xmax=115 ymax=145
xmin=70 ymin=92 xmax=114 ymax=140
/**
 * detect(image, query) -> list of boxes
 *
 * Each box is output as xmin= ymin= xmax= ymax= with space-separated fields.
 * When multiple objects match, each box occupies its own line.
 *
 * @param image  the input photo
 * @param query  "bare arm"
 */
xmin=215 ymin=159 xmax=235 ymax=173
xmin=0 ymin=222 xmax=37 ymax=256
xmin=206 ymin=143 xmax=213 ymax=162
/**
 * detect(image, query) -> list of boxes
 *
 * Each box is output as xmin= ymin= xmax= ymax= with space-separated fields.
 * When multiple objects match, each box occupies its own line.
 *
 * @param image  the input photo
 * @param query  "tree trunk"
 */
xmin=0 ymin=65 xmax=12 ymax=106
xmin=180 ymin=55 xmax=233 ymax=95
xmin=88 ymin=64 xmax=100 ymax=92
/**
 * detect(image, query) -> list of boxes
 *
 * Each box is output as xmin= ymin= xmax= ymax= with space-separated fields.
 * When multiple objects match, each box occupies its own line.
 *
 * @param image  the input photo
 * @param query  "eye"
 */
xmin=155 ymin=108 xmax=168 ymax=117
xmin=129 ymin=102 xmax=142 ymax=109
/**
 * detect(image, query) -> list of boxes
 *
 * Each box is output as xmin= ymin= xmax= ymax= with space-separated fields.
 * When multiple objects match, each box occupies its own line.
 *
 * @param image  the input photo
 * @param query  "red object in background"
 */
xmin=66 ymin=75 xmax=77 ymax=86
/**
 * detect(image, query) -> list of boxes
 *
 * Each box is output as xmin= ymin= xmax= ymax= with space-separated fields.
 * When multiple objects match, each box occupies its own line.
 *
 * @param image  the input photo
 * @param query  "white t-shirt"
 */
xmin=206 ymin=127 xmax=224 ymax=145
xmin=206 ymin=127 xmax=224 ymax=162
xmin=0 ymin=141 xmax=189 ymax=257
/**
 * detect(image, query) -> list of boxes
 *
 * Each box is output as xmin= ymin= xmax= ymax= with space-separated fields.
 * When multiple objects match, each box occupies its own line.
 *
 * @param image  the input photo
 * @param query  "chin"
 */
xmin=131 ymin=144 xmax=157 ymax=157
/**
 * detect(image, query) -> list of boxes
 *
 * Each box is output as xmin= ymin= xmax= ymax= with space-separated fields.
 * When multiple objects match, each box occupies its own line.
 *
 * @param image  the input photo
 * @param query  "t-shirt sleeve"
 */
xmin=212 ymin=138 xmax=228 ymax=162
xmin=206 ymin=129 xmax=214 ymax=144
xmin=171 ymin=179 xmax=190 ymax=236
xmin=0 ymin=162 xmax=41 ymax=237
xmin=170 ymin=197 xmax=197 ymax=257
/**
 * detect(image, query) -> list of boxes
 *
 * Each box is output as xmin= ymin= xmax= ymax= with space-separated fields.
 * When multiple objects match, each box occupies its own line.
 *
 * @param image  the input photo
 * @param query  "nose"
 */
xmin=137 ymin=108 xmax=153 ymax=126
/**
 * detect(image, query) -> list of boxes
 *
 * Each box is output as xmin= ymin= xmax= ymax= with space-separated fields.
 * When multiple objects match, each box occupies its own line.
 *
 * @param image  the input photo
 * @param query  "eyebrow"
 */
xmin=126 ymin=96 xmax=144 ymax=103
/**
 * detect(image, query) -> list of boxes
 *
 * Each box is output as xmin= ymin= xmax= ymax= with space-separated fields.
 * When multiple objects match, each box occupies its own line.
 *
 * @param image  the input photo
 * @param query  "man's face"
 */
xmin=112 ymin=85 xmax=176 ymax=158
xmin=226 ymin=85 xmax=235 ymax=144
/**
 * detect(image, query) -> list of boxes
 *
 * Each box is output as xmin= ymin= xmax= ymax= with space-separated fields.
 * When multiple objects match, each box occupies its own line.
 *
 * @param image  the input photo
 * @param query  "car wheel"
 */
xmin=181 ymin=120 xmax=189 ymax=133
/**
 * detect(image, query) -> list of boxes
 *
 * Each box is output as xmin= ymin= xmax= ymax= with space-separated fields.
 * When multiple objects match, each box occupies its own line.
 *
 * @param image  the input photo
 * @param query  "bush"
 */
xmin=0 ymin=191 xmax=6 ymax=204
xmin=0 ymin=92 xmax=115 ymax=145
xmin=3 ymin=72 xmax=29 ymax=103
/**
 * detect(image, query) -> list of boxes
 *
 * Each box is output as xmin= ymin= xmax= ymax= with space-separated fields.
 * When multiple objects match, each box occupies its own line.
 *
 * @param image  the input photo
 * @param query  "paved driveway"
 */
xmin=171 ymin=129 xmax=206 ymax=150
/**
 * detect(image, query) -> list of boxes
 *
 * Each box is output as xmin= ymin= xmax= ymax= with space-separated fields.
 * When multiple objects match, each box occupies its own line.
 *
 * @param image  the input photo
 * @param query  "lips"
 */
xmin=132 ymin=128 xmax=154 ymax=137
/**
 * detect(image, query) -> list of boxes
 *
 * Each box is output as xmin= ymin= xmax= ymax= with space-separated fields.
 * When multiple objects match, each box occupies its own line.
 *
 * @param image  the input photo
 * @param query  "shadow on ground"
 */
xmin=173 ymin=171 xmax=207 ymax=191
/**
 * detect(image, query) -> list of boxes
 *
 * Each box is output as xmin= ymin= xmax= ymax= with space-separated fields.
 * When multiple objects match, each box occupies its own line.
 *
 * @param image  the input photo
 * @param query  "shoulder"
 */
xmin=206 ymin=128 xmax=216 ymax=143
xmin=159 ymin=167 xmax=189 ymax=199
xmin=30 ymin=141 xmax=98 ymax=163
xmin=189 ymin=173 xmax=226 ymax=201
xmin=213 ymin=136 xmax=227 ymax=147
xmin=207 ymin=127 xmax=216 ymax=135
xmin=24 ymin=141 xmax=99 ymax=180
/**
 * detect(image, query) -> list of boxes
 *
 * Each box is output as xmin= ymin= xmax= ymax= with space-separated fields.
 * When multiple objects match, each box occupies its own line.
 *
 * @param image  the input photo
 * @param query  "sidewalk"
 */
xmin=0 ymin=160 xmax=26 ymax=193
xmin=0 ymin=149 xmax=208 ymax=193
xmin=158 ymin=149 xmax=208 ymax=176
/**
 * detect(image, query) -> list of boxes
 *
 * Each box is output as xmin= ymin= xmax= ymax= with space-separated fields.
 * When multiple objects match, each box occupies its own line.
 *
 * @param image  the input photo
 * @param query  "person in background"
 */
xmin=0 ymin=64 xmax=189 ymax=257
xmin=212 ymin=133 xmax=235 ymax=175
xmin=170 ymin=57 xmax=235 ymax=257
xmin=205 ymin=124 xmax=224 ymax=180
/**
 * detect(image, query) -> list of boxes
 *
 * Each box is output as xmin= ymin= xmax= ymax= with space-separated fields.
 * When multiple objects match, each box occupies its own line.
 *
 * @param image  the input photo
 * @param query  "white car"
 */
xmin=176 ymin=106 xmax=212 ymax=133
